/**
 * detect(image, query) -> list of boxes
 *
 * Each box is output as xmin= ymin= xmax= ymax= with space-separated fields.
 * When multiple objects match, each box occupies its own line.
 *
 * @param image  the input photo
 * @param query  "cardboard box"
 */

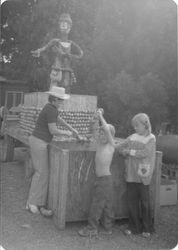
xmin=160 ymin=179 xmax=177 ymax=206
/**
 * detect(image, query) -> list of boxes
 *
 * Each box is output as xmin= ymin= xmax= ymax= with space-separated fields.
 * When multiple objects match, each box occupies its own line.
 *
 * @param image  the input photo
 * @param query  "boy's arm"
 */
xmin=97 ymin=110 xmax=115 ymax=146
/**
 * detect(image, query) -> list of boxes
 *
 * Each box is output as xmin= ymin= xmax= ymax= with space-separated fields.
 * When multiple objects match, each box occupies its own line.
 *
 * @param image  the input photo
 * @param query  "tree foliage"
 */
xmin=1 ymin=0 xmax=177 ymax=135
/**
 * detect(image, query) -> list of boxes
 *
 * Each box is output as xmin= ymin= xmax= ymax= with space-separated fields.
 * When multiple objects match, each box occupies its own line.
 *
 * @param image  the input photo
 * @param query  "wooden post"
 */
xmin=51 ymin=148 xmax=69 ymax=229
xmin=4 ymin=135 xmax=15 ymax=162
xmin=154 ymin=151 xmax=162 ymax=227
xmin=24 ymin=149 xmax=33 ymax=179
xmin=56 ymin=149 xmax=69 ymax=229
xmin=48 ymin=145 xmax=61 ymax=223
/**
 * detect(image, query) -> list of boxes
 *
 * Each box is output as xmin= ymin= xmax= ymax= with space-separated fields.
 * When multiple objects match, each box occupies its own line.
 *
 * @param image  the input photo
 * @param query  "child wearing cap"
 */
xmin=78 ymin=109 xmax=116 ymax=237
xmin=117 ymin=113 xmax=156 ymax=237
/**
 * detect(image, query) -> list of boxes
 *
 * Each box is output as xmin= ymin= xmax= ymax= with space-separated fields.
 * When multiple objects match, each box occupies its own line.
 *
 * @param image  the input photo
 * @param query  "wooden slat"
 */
xmin=6 ymin=127 xmax=29 ymax=146
xmin=66 ymin=151 xmax=96 ymax=221
xmin=24 ymin=93 xmax=97 ymax=111
xmin=4 ymin=135 xmax=15 ymax=162
xmin=51 ymin=148 xmax=69 ymax=229
xmin=154 ymin=151 xmax=162 ymax=227
xmin=62 ymin=94 xmax=97 ymax=111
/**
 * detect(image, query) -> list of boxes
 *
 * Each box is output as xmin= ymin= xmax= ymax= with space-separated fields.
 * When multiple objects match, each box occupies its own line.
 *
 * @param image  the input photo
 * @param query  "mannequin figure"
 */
xmin=32 ymin=13 xmax=83 ymax=93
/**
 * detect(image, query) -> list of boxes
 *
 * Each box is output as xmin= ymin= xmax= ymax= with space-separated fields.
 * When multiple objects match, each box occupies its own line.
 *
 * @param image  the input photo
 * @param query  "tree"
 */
xmin=100 ymin=71 xmax=168 ymax=136
xmin=1 ymin=0 xmax=99 ymax=91
xmin=1 ymin=0 xmax=177 ymax=133
xmin=138 ymin=72 xmax=168 ymax=130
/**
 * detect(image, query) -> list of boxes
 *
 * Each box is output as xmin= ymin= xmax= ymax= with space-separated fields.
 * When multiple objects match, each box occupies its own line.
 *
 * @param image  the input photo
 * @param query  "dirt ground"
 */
xmin=0 ymin=144 xmax=178 ymax=250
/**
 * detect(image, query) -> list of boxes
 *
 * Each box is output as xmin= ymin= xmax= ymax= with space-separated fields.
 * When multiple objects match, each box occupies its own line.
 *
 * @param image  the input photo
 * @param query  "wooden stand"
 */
xmin=48 ymin=146 xmax=70 ymax=229
xmin=48 ymin=140 xmax=162 ymax=229
xmin=24 ymin=92 xmax=97 ymax=111
xmin=4 ymin=126 xmax=162 ymax=229
xmin=3 ymin=92 xmax=162 ymax=230
xmin=152 ymin=151 xmax=162 ymax=226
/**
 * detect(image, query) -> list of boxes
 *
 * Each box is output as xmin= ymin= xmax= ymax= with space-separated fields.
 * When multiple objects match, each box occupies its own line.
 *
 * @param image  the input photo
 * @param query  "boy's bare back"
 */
xmin=94 ymin=110 xmax=115 ymax=177
xmin=95 ymin=143 xmax=115 ymax=177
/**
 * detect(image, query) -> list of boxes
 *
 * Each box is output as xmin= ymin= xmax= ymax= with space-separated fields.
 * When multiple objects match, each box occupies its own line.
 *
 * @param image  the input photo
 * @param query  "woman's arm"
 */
xmin=48 ymin=123 xmax=72 ymax=137
xmin=57 ymin=116 xmax=80 ymax=138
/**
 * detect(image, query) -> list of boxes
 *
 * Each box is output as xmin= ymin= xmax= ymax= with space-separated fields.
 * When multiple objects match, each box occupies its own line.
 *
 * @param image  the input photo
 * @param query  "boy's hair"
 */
xmin=131 ymin=113 xmax=152 ymax=134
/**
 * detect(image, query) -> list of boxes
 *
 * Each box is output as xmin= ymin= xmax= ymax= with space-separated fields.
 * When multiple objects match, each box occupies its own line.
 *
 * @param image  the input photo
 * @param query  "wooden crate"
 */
xmin=24 ymin=92 xmax=97 ymax=111
xmin=48 ymin=141 xmax=162 ymax=229
xmin=4 ymin=126 xmax=162 ymax=229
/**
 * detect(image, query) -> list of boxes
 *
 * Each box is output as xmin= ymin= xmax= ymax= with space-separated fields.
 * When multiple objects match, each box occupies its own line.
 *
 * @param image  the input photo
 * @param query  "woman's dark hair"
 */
xmin=48 ymin=95 xmax=56 ymax=103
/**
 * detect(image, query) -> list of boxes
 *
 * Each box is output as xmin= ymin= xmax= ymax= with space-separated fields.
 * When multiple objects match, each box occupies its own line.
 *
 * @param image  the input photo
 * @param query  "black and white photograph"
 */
xmin=0 ymin=0 xmax=177 ymax=249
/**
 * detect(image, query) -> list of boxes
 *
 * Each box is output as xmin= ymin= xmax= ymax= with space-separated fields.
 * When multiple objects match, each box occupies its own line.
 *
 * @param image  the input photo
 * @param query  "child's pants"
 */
xmin=127 ymin=182 xmax=154 ymax=234
xmin=88 ymin=175 xmax=114 ymax=230
xmin=27 ymin=135 xmax=49 ymax=207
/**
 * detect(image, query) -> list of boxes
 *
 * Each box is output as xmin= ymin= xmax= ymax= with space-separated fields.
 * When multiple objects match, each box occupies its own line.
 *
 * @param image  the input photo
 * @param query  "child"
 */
xmin=78 ymin=109 xmax=116 ymax=237
xmin=117 ymin=113 xmax=156 ymax=237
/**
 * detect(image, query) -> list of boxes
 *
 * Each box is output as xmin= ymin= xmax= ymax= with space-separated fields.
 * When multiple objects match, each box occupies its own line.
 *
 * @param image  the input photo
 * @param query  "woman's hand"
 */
xmin=72 ymin=129 xmax=80 ymax=139
xmin=65 ymin=131 xmax=72 ymax=137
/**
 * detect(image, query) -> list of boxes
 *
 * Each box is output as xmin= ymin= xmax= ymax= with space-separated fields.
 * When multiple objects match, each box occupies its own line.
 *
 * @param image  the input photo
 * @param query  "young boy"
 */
xmin=78 ymin=109 xmax=116 ymax=237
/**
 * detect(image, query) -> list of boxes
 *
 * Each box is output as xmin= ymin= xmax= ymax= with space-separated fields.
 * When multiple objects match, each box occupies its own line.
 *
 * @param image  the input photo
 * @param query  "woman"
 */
xmin=26 ymin=86 xmax=79 ymax=216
